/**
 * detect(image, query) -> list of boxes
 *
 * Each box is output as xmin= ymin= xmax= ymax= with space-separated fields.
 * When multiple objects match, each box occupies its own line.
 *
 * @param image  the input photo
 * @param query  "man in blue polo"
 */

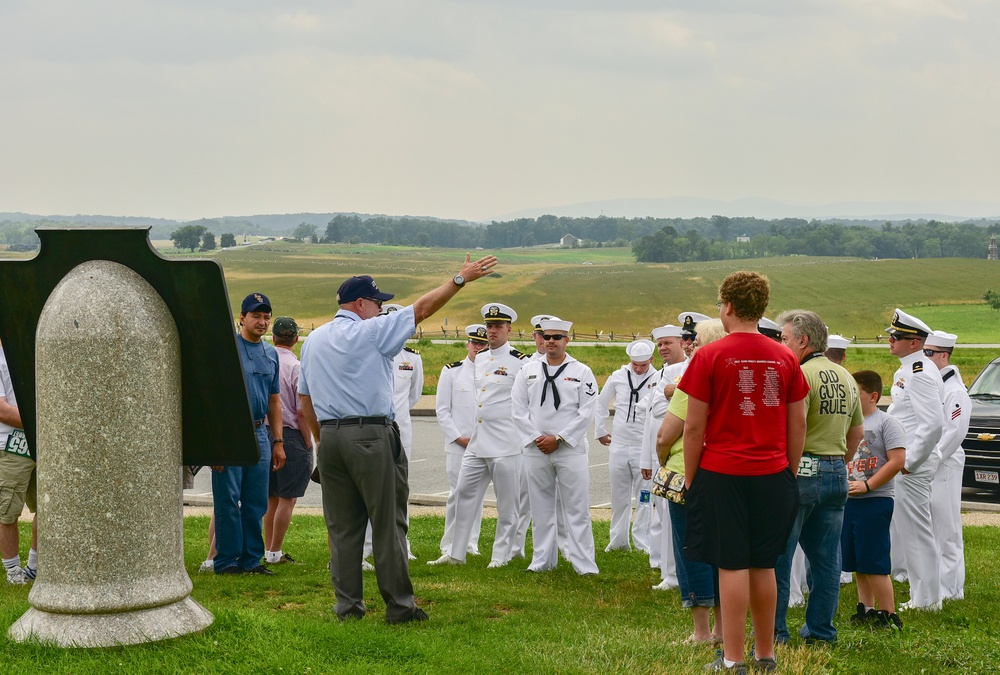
xmin=298 ymin=253 xmax=497 ymax=624
xmin=212 ymin=292 xmax=286 ymax=575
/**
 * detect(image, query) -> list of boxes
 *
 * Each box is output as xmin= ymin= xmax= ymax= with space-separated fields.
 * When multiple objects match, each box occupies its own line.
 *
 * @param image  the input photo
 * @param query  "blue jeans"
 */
xmin=668 ymin=501 xmax=719 ymax=608
xmin=212 ymin=426 xmax=271 ymax=570
xmin=774 ymin=457 xmax=848 ymax=643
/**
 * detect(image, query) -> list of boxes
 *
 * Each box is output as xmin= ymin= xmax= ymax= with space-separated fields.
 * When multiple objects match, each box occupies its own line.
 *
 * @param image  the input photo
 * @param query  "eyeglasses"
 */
xmin=715 ymin=301 xmax=724 ymax=309
xmin=542 ymin=334 xmax=568 ymax=341
xmin=364 ymin=297 xmax=383 ymax=309
xmin=923 ymin=349 xmax=948 ymax=357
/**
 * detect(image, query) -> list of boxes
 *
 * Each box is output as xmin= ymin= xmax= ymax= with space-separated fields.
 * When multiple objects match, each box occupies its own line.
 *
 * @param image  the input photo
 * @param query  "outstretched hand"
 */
xmin=458 ymin=253 xmax=498 ymax=284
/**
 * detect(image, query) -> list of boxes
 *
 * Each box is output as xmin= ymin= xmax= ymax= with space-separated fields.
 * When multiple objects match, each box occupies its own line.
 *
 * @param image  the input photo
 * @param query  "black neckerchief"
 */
xmin=800 ymin=351 xmax=825 ymax=366
xmin=626 ymin=369 xmax=653 ymax=422
xmin=541 ymin=361 xmax=570 ymax=410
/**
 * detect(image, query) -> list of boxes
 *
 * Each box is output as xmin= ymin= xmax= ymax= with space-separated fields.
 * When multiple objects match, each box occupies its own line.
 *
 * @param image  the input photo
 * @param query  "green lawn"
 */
xmin=2 ymin=516 xmax=999 ymax=674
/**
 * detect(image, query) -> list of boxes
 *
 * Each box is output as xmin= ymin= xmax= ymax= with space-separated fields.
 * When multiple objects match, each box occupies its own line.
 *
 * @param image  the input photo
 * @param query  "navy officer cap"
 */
xmin=241 ymin=292 xmax=272 ymax=314
xmin=337 ymin=275 xmax=394 ymax=305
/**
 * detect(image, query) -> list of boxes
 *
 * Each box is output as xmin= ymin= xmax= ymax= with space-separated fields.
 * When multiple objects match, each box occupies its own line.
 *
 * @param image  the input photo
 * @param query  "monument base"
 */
xmin=8 ymin=596 xmax=214 ymax=648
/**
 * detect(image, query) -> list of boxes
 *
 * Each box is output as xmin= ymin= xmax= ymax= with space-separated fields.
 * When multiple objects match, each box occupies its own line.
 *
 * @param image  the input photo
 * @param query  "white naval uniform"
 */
xmin=640 ymin=361 xmax=685 ymax=586
xmin=596 ymin=363 xmax=659 ymax=552
xmin=436 ymin=357 xmax=485 ymax=556
xmin=931 ymin=365 xmax=970 ymax=600
xmin=888 ymin=350 xmax=945 ymax=610
xmin=446 ymin=342 xmax=528 ymax=565
xmin=366 ymin=346 xmax=423 ymax=558
xmin=512 ymin=354 xmax=600 ymax=574
xmin=391 ymin=347 xmax=424 ymax=459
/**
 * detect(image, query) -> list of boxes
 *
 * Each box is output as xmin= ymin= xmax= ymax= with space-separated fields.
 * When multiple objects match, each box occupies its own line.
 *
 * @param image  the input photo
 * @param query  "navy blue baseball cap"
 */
xmin=241 ymin=292 xmax=272 ymax=314
xmin=337 ymin=275 xmax=394 ymax=305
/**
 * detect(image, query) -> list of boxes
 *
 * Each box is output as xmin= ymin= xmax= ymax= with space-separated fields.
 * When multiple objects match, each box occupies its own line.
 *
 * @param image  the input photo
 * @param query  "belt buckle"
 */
xmin=797 ymin=455 xmax=819 ymax=478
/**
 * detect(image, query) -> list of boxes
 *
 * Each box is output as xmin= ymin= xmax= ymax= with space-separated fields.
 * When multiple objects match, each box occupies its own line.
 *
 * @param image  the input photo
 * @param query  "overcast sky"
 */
xmin=2 ymin=0 xmax=998 ymax=222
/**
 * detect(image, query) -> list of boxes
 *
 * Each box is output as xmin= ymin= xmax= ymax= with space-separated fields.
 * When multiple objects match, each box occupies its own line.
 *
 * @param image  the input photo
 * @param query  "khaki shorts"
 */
xmin=0 ymin=451 xmax=36 ymax=524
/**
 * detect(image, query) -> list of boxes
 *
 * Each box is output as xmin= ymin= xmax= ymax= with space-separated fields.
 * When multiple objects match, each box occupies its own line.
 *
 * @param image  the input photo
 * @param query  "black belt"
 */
xmin=254 ymin=418 xmax=266 ymax=429
xmin=321 ymin=416 xmax=391 ymax=427
xmin=803 ymin=454 xmax=843 ymax=462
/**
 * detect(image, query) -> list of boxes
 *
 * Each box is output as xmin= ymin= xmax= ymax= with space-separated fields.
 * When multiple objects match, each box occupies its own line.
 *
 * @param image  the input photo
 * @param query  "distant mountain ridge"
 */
xmin=489 ymin=197 xmax=1000 ymax=223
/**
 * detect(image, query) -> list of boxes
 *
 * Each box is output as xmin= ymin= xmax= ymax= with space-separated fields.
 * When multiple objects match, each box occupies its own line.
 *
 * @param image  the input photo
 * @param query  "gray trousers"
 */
xmin=318 ymin=421 xmax=417 ymax=622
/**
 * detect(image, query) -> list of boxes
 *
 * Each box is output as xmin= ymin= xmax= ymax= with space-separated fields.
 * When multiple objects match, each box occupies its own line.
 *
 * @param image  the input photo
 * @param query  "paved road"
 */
xmin=187 ymin=417 xmax=615 ymax=510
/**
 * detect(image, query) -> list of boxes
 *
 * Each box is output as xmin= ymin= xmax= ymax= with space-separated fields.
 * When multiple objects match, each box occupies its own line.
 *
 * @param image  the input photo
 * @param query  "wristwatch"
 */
xmin=453 ymin=274 xmax=465 ymax=287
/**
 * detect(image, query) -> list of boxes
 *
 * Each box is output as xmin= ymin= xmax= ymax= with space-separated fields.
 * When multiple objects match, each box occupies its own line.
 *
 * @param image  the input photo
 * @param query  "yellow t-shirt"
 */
xmin=664 ymin=391 xmax=688 ymax=474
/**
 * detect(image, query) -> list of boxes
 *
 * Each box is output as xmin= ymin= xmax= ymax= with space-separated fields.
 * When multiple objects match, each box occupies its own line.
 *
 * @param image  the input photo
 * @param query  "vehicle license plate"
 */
xmin=975 ymin=470 xmax=1000 ymax=485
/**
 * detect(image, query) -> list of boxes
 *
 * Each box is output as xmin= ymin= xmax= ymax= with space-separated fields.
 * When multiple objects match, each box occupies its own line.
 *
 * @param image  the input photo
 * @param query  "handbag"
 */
xmin=652 ymin=466 xmax=686 ymax=504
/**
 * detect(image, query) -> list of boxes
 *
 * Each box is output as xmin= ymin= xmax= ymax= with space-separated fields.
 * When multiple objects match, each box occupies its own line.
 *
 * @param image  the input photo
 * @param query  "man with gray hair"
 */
xmin=774 ymin=309 xmax=864 ymax=644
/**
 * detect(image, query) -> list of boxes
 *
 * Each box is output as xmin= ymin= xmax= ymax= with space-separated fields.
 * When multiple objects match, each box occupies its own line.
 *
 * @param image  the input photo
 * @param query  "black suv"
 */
xmin=964 ymin=357 xmax=1000 ymax=491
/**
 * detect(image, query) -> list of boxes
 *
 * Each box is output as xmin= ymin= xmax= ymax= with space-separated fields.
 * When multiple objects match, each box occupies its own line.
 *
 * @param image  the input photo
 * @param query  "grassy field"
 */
xmin=2 ymin=515 xmax=998 ymax=674
xmin=208 ymin=244 xmax=1000 ymax=342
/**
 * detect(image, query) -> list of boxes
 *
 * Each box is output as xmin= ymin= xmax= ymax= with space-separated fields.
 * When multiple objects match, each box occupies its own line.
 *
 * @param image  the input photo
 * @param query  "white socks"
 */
xmin=265 ymin=550 xmax=282 ymax=563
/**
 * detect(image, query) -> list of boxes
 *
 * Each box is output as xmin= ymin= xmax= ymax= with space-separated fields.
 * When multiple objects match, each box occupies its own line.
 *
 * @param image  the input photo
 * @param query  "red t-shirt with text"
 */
xmin=679 ymin=332 xmax=809 ymax=476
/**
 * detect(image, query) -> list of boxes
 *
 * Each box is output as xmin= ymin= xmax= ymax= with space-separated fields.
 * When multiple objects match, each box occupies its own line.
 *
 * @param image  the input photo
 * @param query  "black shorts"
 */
xmin=268 ymin=427 xmax=313 ymax=499
xmin=684 ymin=467 xmax=799 ymax=570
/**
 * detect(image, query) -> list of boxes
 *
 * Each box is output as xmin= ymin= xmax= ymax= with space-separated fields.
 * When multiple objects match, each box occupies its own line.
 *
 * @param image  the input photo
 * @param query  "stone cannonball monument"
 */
xmin=0 ymin=228 xmax=261 ymax=647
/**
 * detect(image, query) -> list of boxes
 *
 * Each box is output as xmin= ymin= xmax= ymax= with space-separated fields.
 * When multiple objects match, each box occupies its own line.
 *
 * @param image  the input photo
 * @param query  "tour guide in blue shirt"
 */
xmin=299 ymin=253 xmax=498 ymax=623
xmin=213 ymin=292 xmax=286 ymax=575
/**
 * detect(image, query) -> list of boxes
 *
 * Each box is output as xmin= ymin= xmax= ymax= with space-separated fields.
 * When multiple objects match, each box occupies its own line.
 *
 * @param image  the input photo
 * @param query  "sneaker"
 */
xmin=6 ymin=566 xmax=28 ymax=585
xmin=704 ymin=655 xmax=747 ymax=674
xmin=246 ymin=564 xmax=275 ymax=575
xmin=198 ymin=560 xmax=215 ymax=573
xmin=652 ymin=578 xmax=677 ymax=591
xmin=361 ymin=559 xmax=375 ymax=571
xmin=387 ymin=607 xmax=429 ymax=625
xmin=748 ymin=655 xmax=777 ymax=672
xmin=215 ymin=565 xmax=242 ymax=575
xmin=486 ymin=559 xmax=508 ymax=569
xmin=273 ymin=553 xmax=300 ymax=565
xmin=849 ymin=602 xmax=875 ymax=626
xmin=427 ymin=554 xmax=464 ymax=566
xmin=873 ymin=609 xmax=903 ymax=630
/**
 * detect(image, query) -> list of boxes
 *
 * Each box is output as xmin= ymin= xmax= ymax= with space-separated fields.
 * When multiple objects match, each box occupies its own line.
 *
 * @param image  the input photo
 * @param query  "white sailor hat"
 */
xmin=626 ymin=339 xmax=656 ymax=362
xmin=678 ymin=312 xmax=711 ymax=338
xmin=466 ymin=323 xmax=489 ymax=344
xmin=827 ymin=334 xmax=851 ymax=350
xmin=481 ymin=302 xmax=517 ymax=323
xmin=651 ymin=324 xmax=684 ymax=340
xmin=758 ymin=317 xmax=782 ymax=340
xmin=925 ymin=330 xmax=957 ymax=349
xmin=539 ymin=318 xmax=572 ymax=333
xmin=886 ymin=308 xmax=932 ymax=339
xmin=379 ymin=303 xmax=405 ymax=316
xmin=530 ymin=314 xmax=556 ymax=333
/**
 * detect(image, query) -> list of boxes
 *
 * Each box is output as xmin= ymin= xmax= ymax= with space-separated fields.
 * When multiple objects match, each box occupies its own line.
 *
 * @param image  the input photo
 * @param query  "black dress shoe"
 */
xmin=387 ymin=608 xmax=429 ymax=625
xmin=246 ymin=564 xmax=275 ymax=575
xmin=215 ymin=565 xmax=243 ymax=575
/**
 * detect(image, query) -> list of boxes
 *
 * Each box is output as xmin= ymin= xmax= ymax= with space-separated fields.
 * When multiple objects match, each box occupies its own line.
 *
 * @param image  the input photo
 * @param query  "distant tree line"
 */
xmin=5 ymin=213 xmax=1000 ymax=262
xmin=631 ymin=217 xmax=1000 ymax=262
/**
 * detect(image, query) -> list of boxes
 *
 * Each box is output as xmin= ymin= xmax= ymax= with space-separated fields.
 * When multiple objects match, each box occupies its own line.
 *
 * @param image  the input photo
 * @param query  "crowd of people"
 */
xmin=1 ymin=259 xmax=973 ymax=672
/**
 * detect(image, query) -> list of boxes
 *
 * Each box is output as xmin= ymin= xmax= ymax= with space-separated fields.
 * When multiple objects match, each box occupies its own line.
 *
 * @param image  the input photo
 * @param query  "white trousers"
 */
xmin=890 ymin=463 xmax=942 ymax=609
xmin=524 ymin=450 xmax=598 ymax=575
xmin=608 ymin=444 xmax=653 ymax=552
xmin=653 ymin=495 xmax=678 ymax=584
xmin=448 ymin=454 xmax=521 ymax=565
xmin=441 ymin=452 xmax=484 ymax=555
xmin=648 ymin=497 xmax=662 ymax=567
xmin=931 ymin=453 xmax=965 ymax=600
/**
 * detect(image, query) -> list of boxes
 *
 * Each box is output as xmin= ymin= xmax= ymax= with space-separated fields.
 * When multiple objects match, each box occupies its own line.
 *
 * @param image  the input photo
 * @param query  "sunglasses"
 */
xmin=542 ymin=334 xmax=568 ymax=341
xmin=923 ymin=349 xmax=948 ymax=357
xmin=364 ymin=297 xmax=383 ymax=309
xmin=888 ymin=333 xmax=917 ymax=343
